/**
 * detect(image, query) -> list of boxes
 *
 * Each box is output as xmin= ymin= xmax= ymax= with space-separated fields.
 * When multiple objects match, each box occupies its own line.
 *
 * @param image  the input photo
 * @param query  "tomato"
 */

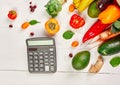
xmin=70 ymin=14 xmax=85 ymax=29
xmin=8 ymin=10 xmax=17 ymax=20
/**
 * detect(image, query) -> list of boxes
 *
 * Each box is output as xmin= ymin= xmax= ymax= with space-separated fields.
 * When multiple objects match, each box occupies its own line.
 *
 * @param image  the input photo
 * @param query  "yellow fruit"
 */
xmin=73 ymin=0 xmax=81 ymax=8
xmin=77 ymin=0 xmax=94 ymax=12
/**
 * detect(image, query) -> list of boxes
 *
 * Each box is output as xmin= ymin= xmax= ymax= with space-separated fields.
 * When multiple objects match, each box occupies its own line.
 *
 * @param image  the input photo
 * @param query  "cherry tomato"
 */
xmin=70 ymin=14 xmax=85 ymax=29
xmin=8 ymin=10 xmax=17 ymax=20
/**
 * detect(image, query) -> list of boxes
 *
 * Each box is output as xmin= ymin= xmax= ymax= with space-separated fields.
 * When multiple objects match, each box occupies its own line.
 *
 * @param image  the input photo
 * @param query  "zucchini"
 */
xmin=98 ymin=35 xmax=120 ymax=56
xmin=111 ymin=20 xmax=120 ymax=33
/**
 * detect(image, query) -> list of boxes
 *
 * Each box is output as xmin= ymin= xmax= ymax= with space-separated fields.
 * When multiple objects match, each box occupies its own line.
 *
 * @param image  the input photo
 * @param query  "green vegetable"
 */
xmin=63 ymin=30 xmax=74 ymax=39
xmin=88 ymin=0 xmax=100 ymax=18
xmin=45 ymin=0 xmax=62 ymax=17
xmin=110 ymin=56 xmax=120 ymax=67
xmin=98 ymin=35 xmax=120 ymax=56
xmin=72 ymin=51 xmax=90 ymax=70
xmin=29 ymin=20 xmax=40 ymax=25
xmin=111 ymin=20 xmax=120 ymax=33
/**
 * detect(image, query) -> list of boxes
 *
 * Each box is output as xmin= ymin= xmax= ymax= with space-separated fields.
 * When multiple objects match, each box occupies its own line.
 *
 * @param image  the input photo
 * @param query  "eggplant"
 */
xmin=97 ymin=0 xmax=113 ymax=11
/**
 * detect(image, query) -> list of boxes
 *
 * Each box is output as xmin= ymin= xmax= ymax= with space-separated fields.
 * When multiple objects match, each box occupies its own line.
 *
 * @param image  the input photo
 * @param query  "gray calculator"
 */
xmin=26 ymin=37 xmax=57 ymax=73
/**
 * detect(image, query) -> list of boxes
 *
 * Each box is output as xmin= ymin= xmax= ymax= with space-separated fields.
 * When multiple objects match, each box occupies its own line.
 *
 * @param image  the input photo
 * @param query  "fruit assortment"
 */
xmin=5 ymin=0 xmax=120 ymax=73
xmin=61 ymin=0 xmax=120 ymax=73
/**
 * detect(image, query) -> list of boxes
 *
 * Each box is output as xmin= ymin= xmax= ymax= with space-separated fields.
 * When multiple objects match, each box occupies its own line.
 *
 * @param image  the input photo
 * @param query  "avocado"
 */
xmin=72 ymin=51 xmax=90 ymax=70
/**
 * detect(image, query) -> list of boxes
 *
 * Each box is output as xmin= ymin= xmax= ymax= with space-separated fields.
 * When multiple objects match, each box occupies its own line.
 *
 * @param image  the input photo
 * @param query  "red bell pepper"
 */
xmin=82 ymin=19 xmax=111 ymax=43
xmin=70 ymin=14 xmax=85 ymax=29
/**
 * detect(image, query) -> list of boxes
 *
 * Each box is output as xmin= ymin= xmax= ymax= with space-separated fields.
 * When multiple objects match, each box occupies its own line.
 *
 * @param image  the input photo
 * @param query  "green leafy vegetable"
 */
xmin=63 ymin=30 xmax=74 ymax=39
xmin=29 ymin=20 xmax=40 ymax=25
xmin=110 ymin=56 xmax=120 ymax=67
xmin=45 ymin=0 xmax=62 ymax=17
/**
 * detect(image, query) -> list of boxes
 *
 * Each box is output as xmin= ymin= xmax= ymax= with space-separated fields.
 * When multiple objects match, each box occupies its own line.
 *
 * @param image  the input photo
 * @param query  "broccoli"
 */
xmin=45 ymin=0 xmax=62 ymax=17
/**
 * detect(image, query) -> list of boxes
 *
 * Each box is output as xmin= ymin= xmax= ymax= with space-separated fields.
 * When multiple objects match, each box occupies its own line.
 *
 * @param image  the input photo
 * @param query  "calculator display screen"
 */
xmin=28 ymin=40 xmax=54 ymax=46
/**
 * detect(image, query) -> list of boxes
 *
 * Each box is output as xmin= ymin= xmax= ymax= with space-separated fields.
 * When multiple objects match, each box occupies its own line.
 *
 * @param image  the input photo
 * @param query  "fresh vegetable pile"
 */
xmin=36 ymin=0 xmax=120 ymax=73
xmin=64 ymin=0 xmax=120 ymax=73
xmin=5 ymin=0 xmax=120 ymax=73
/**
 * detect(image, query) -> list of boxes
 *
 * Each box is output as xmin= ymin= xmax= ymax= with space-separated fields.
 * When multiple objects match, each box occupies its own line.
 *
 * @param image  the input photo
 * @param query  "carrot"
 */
xmin=69 ymin=4 xmax=75 ymax=12
xmin=21 ymin=22 xmax=30 ymax=29
xmin=99 ymin=30 xmax=120 ymax=41
xmin=71 ymin=41 xmax=79 ymax=47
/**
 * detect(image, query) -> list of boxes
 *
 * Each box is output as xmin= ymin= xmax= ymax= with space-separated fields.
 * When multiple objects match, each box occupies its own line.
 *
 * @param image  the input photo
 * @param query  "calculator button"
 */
xmin=50 ymin=55 xmax=54 ymax=58
xmin=29 ymin=60 xmax=33 ymax=63
xmin=34 ymin=56 xmax=38 ymax=59
xmin=50 ymin=52 xmax=54 ymax=55
xmin=35 ymin=68 xmax=39 ymax=72
xmin=29 ymin=56 xmax=33 ymax=59
xmin=39 ymin=56 xmax=43 ymax=59
xmin=29 ymin=68 xmax=34 ymax=72
xmin=34 ymin=64 xmax=39 ymax=67
xmin=29 ymin=52 xmax=33 ymax=55
xmin=45 ymin=66 xmax=49 ymax=71
xmin=50 ymin=62 xmax=54 ymax=65
xmin=44 ymin=56 xmax=48 ymax=58
xmin=34 ymin=60 xmax=39 ymax=63
xmin=29 ymin=64 xmax=34 ymax=67
xmin=39 ymin=60 xmax=44 ymax=63
xmin=40 ymin=68 xmax=44 ymax=71
xmin=50 ymin=66 xmax=55 ymax=71
xmin=45 ymin=62 xmax=49 ymax=65
xmin=34 ymin=52 xmax=38 ymax=55
xmin=44 ymin=51 xmax=49 ymax=55
xmin=49 ymin=48 xmax=54 ymax=51
xmin=39 ymin=52 xmax=43 ymax=55
xmin=50 ymin=59 xmax=54 ymax=62
xmin=45 ymin=59 xmax=49 ymax=62
xmin=39 ymin=64 xmax=44 ymax=67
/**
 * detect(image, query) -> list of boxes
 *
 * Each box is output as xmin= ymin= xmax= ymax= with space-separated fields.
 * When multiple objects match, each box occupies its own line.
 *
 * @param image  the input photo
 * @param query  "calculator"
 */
xmin=26 ymin=37 xmax=57 ymax=73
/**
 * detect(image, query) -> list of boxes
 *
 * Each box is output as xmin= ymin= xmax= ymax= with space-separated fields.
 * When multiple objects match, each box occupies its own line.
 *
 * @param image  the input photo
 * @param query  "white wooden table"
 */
xmin=0 ymin=0 xmax=119 ymax=85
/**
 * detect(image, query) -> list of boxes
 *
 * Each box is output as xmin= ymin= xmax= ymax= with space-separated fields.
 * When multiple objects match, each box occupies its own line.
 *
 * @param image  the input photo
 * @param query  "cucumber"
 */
xmin=98 ymin=35 xmax=120 ymax=56
xmin=111 ymin=20 xmax=120 ymax=33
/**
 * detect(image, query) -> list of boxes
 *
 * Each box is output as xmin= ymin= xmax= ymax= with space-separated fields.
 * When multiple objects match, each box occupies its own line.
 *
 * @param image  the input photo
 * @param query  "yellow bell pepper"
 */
xmin=98 ymin=4 xmax=120 ymax=24
xmin=73 ymin=0 xmax=94 ymax=12
xmin=45 ymin=18 xmax=60 ymax=35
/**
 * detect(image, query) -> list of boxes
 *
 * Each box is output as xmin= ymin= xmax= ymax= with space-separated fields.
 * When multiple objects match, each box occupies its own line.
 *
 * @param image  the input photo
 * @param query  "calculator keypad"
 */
xmin=28 ymin=47 xmax=56 ymax=73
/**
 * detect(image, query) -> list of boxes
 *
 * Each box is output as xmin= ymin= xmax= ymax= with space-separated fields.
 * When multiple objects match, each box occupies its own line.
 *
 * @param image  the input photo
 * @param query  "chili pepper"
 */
xmin=82 ymin=20 xmax=111 ymax=43
xmin=45 ymin=18 xmax=60 ymax=35
xmin=70 ymin=14 xmax=85 ymax=29
xmin=98 ymin=4 xmax=120 ymax=24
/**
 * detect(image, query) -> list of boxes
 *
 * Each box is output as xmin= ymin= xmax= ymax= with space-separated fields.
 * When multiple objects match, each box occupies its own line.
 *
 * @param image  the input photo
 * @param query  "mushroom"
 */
xmin=89 ymin=56 xmax=104 ymax=73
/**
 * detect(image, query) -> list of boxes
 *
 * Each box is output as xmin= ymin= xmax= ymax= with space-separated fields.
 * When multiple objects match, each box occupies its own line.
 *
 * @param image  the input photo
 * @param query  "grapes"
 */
xmin=30 ymin=32 xmax=34 ymax=36
xmin=29 ymin=2 xmax=37 ymax=12
xmin=9 ymin=24 xmax=13 ymax=28
xmin=69 ymin=53 xmax=73 ymax=58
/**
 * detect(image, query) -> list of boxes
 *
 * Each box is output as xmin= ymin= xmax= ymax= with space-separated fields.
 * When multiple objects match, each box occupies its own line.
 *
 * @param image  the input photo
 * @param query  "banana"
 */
xmin=73 ymin=0 xmax=94 ymax=12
